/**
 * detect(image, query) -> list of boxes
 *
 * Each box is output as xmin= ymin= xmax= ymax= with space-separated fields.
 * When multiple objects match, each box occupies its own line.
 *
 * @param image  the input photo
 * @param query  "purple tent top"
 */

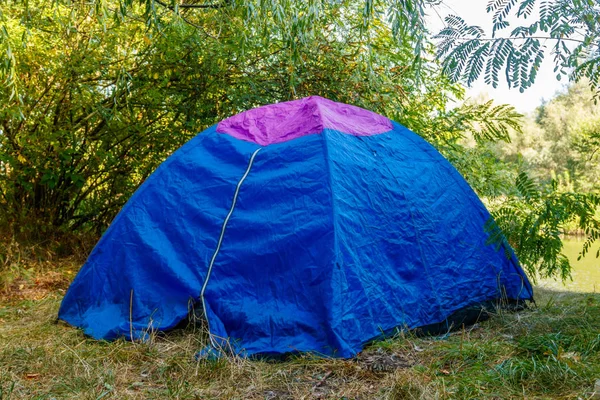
xmin=216 ymin=96 xmax=393 ymax=146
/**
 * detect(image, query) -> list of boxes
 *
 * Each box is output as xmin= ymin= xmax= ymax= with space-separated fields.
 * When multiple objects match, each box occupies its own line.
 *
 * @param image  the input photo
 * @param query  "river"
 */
xmin=536 ymin=236 xmax=600 ymax=293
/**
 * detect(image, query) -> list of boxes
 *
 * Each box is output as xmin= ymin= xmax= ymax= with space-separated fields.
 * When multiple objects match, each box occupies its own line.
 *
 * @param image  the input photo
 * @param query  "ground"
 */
xmin=1 ymin=263 xmax=600 ymax=399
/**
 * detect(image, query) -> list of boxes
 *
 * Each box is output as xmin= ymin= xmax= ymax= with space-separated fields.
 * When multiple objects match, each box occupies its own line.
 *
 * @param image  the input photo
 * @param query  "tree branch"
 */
xmin=436 ymin=35 xmax=587 ymax=45
xmin=153 ymin=0 xmax=229 ymax=10
xmin=151 ymin=0 xmax=221 ymax=39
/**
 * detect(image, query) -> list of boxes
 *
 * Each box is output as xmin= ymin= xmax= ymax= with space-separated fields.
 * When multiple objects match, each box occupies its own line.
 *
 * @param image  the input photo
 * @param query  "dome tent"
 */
xmin=59 ymin=96 xmax=533 ymax=358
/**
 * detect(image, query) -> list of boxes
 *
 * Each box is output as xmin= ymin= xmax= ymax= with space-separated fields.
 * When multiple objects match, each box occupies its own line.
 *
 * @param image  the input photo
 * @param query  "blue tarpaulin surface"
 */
xmin=59 ymin=98 xmax=533 ymax=358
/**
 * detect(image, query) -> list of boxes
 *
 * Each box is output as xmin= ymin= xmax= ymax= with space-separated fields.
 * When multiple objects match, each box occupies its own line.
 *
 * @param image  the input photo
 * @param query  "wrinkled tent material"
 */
xmin=59 ymin=96 xmax=533 ymax=358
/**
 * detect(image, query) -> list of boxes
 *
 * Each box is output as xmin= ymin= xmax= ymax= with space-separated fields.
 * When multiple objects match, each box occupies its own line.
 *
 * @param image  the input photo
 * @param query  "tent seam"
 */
xmin=200 ymin=147 xmax=262 ymax=348
xmin=313 ymin=102 xmax=338 ymax=262
xmin=319 ymin=136 xmax=338 ymax=261
xmin=320 ymin=128 xmax=350 ymax=353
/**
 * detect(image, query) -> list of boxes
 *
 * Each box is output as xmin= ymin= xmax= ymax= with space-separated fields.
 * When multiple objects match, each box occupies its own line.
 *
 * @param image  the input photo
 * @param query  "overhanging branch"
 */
xmin=435 ymin=34 xmax=587 ymax=45
xmin=153 ymin=0 xmax=229 ymax=10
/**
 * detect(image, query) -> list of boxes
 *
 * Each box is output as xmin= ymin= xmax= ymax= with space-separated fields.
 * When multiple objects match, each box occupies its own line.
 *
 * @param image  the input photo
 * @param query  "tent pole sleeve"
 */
xmin=200 ymin=147 xmax=262 ymax=348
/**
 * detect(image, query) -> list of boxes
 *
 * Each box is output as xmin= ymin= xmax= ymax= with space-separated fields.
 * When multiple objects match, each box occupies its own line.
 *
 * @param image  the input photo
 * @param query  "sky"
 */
xmin=425 ymin=0 xmax=569 ymax=113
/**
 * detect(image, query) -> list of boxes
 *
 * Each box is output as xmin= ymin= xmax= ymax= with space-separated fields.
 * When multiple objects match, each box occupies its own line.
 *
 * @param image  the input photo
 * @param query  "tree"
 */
xmin=0 ymin=0 xmax=518 ymax=238
xmin=486 ymin=173 xmax=600 ymax=281
xmin=496 ymin=81 xmax=600 ymax=193
xmin=0 ymin=0 xmax=597 ymax=281
xmin=433 ymin=0 xmax=600 ymax=274
xmin=436 ymin=0 xmax=600 ymax=95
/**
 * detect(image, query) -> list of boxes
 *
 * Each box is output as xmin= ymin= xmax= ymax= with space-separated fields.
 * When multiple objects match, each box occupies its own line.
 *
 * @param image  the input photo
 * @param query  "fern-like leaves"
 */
xmin=486 ymin=173 xmax=600 ymax=281
xmin=436 ymin=0 xmax=600 ymax=96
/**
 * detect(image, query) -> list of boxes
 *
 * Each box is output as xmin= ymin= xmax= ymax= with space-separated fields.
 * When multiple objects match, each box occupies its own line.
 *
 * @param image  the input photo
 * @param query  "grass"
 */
xmin=1 ymin=252 xmax=600 ymax=399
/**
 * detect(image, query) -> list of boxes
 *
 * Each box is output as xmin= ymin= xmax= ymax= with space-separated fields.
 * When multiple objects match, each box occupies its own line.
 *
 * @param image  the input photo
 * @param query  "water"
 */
xmin=537 ymin=236 xmax=600 ymax=293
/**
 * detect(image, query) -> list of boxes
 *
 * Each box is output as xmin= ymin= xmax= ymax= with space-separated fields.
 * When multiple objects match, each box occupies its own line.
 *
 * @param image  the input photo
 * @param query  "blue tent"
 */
xmin=59 ymin=96 xmax=533 ymax=358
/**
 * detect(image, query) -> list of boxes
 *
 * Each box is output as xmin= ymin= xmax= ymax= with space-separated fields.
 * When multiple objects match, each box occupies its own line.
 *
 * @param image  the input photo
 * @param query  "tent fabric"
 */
xmin=58 ymin=96 xmax=533 ymax=358
xmin=216 ymin=96 xmax=392 ymax=145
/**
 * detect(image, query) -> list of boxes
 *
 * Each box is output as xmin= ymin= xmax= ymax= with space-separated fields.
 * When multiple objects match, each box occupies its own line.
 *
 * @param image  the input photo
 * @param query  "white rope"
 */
xmin=200 ymin=147 xmax=262 ymax=347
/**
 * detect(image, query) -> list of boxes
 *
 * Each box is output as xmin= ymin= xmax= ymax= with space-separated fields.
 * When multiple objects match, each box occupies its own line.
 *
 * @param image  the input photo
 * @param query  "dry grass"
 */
xmin=1 ymin=247 xmax=600 ymax=399
xmin=0 ymin=294 xmax=410 ymax=399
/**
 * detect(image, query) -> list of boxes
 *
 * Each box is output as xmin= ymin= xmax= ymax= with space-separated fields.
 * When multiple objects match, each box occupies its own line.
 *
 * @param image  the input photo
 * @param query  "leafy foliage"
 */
xmin=436 ymin=0 xmax=600 ymax=95
xmin=0 ymin=0 xmax=597 ymax=282
xmin=442 ymin=142 xmax=519 ymax=199
xmin=0 ymin=0 xmax=434 ymax=101
xmin=486 ymin=172 xmax=600 ymax=281
xmin=435 ymin=0 xmax=600 ymax=279
xmin=495 ymin=81 xmax=600 ymax=193
xmin=0 ymin=0 xmax=523 ymax=239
